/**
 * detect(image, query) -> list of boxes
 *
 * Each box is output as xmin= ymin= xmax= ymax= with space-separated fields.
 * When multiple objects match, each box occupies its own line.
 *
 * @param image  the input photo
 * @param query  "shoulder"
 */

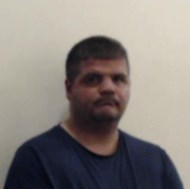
xmin=120 ymin=130 xmax=162 ymax=150
xmin=119 ymin=130 xmax=167 ymax=162
xmin=17 ymin=125 xmax=66 ymax=153
xmin=120 ymin=131 xmax=184 ymax=188
xmin=119 ymin=131 xmax=184 ymax=188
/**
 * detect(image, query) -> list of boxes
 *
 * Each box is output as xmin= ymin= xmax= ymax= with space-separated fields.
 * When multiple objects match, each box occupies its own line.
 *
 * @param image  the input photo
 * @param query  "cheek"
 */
xmin=119 ymin=87 xmax=130 ymax=102
xmin=73 ymin=88 xmax=98 ymax=104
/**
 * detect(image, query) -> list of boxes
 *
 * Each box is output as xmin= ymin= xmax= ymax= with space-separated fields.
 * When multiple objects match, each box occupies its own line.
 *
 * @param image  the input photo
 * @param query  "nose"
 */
xmin=99 ymin=78 xmax=116 ymax=95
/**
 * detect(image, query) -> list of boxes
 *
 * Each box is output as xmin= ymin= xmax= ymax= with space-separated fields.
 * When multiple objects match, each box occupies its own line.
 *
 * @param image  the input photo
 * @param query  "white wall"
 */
xmin=0 ymin=0 xmax=189 ymax=188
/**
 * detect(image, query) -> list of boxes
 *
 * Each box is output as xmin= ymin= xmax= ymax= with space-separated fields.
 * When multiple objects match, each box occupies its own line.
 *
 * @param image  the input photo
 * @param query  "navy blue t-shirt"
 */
xmin=5 ymin=125 xmax=184 ymax=189
xmin=4 ymin=125 xmax=137 ymax=189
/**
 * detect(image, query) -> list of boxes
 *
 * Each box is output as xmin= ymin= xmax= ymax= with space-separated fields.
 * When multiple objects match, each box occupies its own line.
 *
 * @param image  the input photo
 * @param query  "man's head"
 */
xmin=65 ymin=36 xmax=130 ymax=126
xmin=66 ymin=36 xmax=129 ymax=82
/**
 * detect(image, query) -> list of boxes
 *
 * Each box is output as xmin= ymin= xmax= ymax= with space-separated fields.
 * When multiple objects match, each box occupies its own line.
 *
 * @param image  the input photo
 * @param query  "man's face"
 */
xmin=66 ymin=59 xmax=130 ymax=123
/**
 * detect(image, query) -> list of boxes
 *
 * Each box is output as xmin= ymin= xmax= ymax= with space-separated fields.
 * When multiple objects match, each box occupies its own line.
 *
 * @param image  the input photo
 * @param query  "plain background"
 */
xmin=0 ymin=0 xmax=189 ymax=188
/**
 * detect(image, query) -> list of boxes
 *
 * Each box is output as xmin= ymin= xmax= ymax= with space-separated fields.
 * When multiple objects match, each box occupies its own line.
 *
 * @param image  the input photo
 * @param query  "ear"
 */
xmin=128 ymin=77 xmax=131 ymax=87
xmin=65 ymin=79 xmax=73 ymax=100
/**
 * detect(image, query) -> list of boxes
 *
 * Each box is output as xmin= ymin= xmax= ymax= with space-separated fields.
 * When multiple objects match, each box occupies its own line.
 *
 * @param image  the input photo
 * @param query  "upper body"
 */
xmin=4 ymin=36 xmax=184 ymax=189
xmin=4 ymin=124 xmax=183 ymax=189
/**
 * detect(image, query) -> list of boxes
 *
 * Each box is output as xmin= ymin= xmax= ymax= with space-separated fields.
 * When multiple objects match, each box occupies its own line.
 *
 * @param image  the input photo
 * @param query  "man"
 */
xmin=4 ymin=36 xmax=183 ymax=189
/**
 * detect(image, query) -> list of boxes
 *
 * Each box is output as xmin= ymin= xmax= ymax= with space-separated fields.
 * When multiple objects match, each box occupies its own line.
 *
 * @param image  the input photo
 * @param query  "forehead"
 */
xmin=79 ymin=59 xmax=129 ymax=76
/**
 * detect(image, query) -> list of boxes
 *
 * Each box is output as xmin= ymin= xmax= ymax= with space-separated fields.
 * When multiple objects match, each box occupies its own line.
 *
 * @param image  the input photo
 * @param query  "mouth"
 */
xmin=94 ymin=99 xmax=119 ymax=108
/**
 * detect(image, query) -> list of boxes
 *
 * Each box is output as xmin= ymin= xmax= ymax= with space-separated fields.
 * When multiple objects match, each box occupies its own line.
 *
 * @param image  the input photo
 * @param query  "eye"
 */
xmin=83 ymin=74 xmax=101 ymax=85
xmin=113 ymin=75 xmax=127 ymax=84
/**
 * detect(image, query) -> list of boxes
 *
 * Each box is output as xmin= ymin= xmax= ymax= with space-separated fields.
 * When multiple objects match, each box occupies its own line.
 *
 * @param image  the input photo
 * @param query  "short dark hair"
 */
xmin=66 ymin=36 xmax=129 ymax=82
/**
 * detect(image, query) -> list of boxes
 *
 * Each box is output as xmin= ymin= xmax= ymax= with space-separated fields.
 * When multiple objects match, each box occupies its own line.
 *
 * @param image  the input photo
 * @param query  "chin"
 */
xmin=91 ymin=112 xmax=121 ymax=123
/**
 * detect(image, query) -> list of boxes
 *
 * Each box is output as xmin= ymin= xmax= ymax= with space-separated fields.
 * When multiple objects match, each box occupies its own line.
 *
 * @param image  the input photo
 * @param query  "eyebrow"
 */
xmin=82 ymin=71 xmax=129 ymax=77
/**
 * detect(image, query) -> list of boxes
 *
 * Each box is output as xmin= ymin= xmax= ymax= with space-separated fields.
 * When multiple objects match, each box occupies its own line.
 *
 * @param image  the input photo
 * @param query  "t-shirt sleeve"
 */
xmin=161 ymin=149 xmax=184 ymax=189
xmin=4 ymin=145 xmax=52 ymax=189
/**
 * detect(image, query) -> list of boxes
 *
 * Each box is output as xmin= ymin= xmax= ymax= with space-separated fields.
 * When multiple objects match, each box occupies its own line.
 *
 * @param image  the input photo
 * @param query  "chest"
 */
xmin=46 ymin=147 xmax=135 ymax=189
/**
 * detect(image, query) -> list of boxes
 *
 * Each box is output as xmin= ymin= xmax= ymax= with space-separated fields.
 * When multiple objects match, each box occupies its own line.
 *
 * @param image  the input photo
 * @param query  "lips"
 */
xmin=94 ymin=98 xmax=119 ymax=107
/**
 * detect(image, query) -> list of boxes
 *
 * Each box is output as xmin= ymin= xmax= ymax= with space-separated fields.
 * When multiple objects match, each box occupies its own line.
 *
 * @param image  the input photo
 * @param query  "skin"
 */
xmin=61 ymin=58 xmax=130 ymax=155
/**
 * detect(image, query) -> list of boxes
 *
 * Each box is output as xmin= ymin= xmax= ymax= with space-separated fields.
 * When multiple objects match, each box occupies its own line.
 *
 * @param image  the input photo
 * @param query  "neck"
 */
xmin=61 ymin=117 xmax=120 ymax=156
